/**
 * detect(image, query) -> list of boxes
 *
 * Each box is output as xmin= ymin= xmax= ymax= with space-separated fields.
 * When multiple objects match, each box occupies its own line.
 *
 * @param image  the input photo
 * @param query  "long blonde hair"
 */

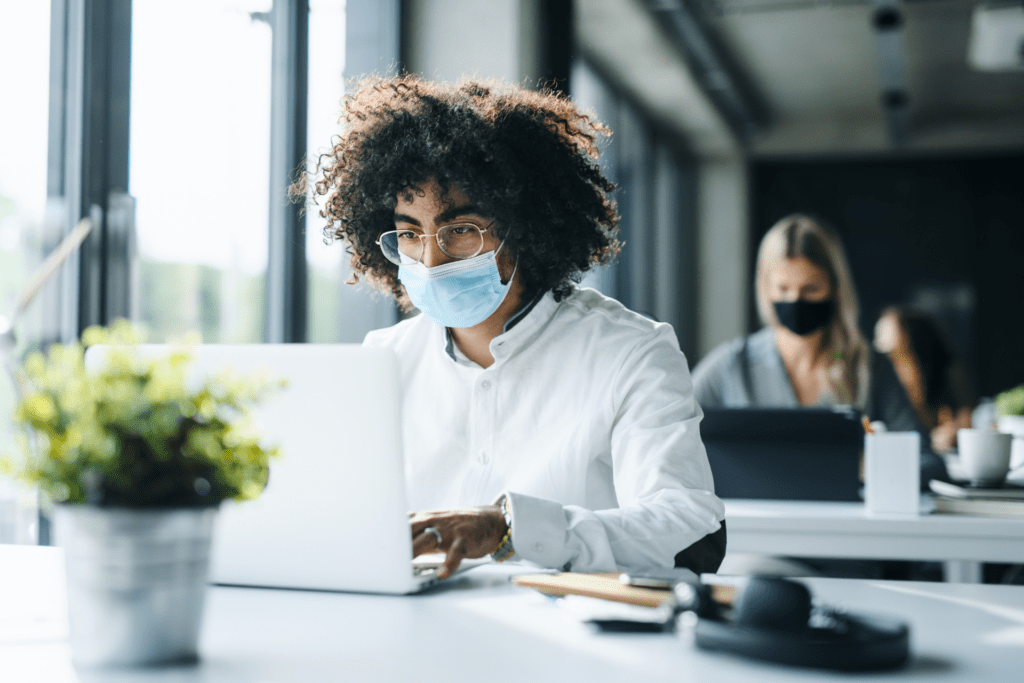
xmin=755 ymin=214 xmax=870 ymax=407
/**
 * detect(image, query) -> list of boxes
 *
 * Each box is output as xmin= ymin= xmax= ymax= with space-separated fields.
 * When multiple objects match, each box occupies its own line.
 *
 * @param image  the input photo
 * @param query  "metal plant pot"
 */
xmin=53 ymin=505 xmax=217 ymax=668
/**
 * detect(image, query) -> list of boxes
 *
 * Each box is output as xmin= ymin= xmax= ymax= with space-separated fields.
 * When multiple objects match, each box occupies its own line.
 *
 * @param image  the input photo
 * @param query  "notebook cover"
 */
xmin=512 ymin=572 xmax=735 ymax=608
xmin=930 ymin=479 xmax=1024 ymax=500
xmin=932 ymin=495 xmax=1024 ymax=518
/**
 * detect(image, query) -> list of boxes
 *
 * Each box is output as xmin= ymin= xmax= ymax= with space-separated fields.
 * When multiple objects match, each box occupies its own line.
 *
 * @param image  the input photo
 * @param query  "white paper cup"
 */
xmin=864 ymin=432 xmax=920 ymax=515
xmin=957 ymin=428 xmax=1013 ymax=486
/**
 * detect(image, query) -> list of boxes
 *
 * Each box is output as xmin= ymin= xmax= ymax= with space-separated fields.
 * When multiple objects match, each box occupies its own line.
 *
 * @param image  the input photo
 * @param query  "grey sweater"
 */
xmin=692 ymin=327 xmax=948 ymax=486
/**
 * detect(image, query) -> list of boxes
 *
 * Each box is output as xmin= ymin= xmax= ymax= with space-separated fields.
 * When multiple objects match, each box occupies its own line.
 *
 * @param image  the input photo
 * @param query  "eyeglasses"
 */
xmin=376 ymin=222 xmax=494 ymax=265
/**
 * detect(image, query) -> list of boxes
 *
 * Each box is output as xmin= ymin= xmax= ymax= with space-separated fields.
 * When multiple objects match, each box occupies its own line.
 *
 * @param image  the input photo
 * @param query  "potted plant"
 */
xmin=0 ymin=320 xmax=282 ymax=668
xmin=995 ymin=385 xmax=1024 ymax=471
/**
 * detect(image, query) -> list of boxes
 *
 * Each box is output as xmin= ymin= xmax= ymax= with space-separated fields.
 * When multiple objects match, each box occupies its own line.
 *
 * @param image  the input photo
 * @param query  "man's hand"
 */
xmin=410 ymin=506 xmax=507 ymax=579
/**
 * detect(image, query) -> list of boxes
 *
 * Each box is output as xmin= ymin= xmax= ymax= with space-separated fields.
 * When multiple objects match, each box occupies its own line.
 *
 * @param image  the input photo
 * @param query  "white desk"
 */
xmin=3 ymin=545 xmax=1024 ymax=682
xmin=724 ymin=499 xmax=1024 ymax=583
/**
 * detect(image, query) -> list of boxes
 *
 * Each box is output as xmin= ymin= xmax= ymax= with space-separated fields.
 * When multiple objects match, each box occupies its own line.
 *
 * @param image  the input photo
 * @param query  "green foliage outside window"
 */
xmin=1 ymin=320 xmax=284 ymax=507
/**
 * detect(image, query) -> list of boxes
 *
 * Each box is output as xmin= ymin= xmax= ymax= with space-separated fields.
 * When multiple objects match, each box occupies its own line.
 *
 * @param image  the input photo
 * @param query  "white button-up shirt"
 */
xmin=363 ymin=287 xmax=725 ymax=571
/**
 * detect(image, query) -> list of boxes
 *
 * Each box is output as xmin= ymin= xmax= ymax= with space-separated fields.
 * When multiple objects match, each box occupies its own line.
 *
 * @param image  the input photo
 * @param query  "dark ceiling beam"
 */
xmin=871 ymin=0 xmax=910 ymax=147
xmin=645 ymin=0 xmax=770 ymax=145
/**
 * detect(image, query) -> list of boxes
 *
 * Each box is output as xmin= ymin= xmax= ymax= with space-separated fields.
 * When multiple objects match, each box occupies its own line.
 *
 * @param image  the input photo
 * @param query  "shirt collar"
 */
xmin=440 ymin=290 xmax=558 ymax=365
xmin=488 ymin=290 xmax=559 ymax=362
xmin=502 ymin=292 xmax=544 ymax=333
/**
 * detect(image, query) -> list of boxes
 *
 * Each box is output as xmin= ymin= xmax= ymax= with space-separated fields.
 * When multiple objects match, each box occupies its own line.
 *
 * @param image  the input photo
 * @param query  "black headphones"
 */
xmin=688 ymin=577 xmax=910 ymax=671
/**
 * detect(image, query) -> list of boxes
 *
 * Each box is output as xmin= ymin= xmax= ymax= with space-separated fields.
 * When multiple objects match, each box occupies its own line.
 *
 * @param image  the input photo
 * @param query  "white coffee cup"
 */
xmin=957 ymin=428 xmax=1013 ymax=486
xmin=997 ymin=415 xmax=1024 ymax=471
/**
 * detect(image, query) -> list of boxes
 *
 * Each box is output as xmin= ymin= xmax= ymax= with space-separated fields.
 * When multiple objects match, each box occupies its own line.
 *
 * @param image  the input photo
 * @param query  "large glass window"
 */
xmin=305 ymin=0 xmax=349 ymax=343
xmin=129 ymin=0 xmax=272 ymax=343
xmin=571 ymin=59 xmax=620 ymax=299
xmin=571 ymin=57 xmax=698 ymax=348
xmin=0 ymin=1 xmax=51 ymax=544
xmin=305 ymin=0 xmax=397 ymax=342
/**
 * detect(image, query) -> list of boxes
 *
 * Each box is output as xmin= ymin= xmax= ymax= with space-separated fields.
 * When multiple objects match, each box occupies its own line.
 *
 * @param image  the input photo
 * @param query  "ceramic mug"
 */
xmin=957 ymin=428 xmax=1013 ymax=486
xmin=997 ymin=415 xmax=1024 ymax=471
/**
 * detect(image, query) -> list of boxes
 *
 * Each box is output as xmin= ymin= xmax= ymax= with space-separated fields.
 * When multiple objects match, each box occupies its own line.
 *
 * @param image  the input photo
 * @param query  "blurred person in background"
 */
xmin=692 ymin=214 xmax=948 ymax=487
xmin=873 ymin=306 xmax=975 ymax=453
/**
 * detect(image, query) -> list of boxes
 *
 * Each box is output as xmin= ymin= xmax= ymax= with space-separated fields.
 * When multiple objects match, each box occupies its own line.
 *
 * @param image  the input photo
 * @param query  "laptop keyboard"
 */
xmin=413 ymin=563 xmax=439 ymax=577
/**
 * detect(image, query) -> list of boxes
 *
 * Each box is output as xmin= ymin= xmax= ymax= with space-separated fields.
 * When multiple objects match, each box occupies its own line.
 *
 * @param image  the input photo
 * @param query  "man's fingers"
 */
xmin=412 ymin=527 xmax=444 ymax=557
xmin=408 ymin=507 xmax=505 ymax=563
xmin=438 ymin=537 xmax=465 ymax=579
xmin=410 ymin=517 xmax=440 ymax=538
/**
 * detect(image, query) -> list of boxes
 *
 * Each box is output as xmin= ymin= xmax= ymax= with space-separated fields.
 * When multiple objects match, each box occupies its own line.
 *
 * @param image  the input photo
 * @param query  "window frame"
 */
xmin=47 ymin=0 xmax=400 ymax=344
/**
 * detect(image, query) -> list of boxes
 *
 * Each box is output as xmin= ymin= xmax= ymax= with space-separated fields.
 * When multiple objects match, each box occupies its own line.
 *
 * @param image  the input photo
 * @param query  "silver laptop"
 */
xmin=85 ymin=343 xmax=457 ymax=594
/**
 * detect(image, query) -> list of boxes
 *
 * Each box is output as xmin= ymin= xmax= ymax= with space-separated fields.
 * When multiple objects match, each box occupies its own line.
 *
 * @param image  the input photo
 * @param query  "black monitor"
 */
xmin=700 ymin=407 xmax=865 ymax=502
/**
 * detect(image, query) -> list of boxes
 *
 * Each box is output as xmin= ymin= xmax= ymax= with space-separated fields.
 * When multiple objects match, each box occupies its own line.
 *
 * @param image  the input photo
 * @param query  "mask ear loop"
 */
xmin=502 ymin=258 xmax=519 ymax=287
xmin=493 ymin=239 xmax=518 ymax=286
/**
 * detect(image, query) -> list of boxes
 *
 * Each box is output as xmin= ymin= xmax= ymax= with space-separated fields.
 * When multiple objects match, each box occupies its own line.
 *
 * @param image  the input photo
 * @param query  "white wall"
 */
xmin=403 ymin=0 xmax=539 ymax=84
xmin=697 ymin=158 xmax=749 ymax=359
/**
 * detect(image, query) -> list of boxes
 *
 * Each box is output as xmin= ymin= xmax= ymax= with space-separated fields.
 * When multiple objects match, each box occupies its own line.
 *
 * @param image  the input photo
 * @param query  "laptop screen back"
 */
xmin=85 ymin=344 xmax=416 ymax=593
xmin=700 ymin=407 xmax=865 ymax=502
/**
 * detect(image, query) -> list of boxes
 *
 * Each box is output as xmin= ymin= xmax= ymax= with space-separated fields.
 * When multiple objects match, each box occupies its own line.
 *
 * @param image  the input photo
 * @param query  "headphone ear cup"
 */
xmin=693 ymin=578 xmax=911 ymax=671
xmin=733 ymin=577 xmax=812 ymax=632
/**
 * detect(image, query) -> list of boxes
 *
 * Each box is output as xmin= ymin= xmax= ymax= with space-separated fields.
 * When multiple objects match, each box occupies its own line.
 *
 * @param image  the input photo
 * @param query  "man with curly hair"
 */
xmin=305 ymin=76 xmax=725 ymax=578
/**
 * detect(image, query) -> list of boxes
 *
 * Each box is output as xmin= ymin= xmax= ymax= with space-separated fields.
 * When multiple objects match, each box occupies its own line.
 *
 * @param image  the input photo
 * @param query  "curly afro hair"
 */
xmin=301 ymin=75 xmax=621 ymax=309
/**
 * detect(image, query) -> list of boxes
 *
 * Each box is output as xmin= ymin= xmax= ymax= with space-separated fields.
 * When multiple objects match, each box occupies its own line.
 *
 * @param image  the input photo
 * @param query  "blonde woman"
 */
xmin=692 ymin=214 xmax=947 ymax=487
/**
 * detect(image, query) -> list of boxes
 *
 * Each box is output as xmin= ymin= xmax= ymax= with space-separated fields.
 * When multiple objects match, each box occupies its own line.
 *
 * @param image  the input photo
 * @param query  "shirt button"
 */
xmin=478 ymin=452 xmax=489 ymax=464
xmin=481 ymin=380 xmax=492 ymax=390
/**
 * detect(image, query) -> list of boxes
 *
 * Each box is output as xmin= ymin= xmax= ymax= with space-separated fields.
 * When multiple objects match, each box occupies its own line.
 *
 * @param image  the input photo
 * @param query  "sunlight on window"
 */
xmin=130 ymin=0 xmax=272 ymax=343
xmin=306 ymin=0 xmax=348 ymax=343
xmin=0 ymin=2 xmax=50 ymax=317
xmin=305 ymin=0 xmax=395 ymax=342
xmin=0 ymin=1 xmax=50 ymax=544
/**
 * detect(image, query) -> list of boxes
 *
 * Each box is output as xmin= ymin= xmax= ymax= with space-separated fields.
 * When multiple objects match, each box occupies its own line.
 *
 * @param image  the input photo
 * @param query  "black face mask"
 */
xmin=773 ymin=299 xmax=836 ymax=336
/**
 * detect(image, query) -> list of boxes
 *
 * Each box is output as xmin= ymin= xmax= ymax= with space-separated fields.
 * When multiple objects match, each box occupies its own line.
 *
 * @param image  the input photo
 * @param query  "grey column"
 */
xmin=266 ymin=0 xmax=310 ymax=343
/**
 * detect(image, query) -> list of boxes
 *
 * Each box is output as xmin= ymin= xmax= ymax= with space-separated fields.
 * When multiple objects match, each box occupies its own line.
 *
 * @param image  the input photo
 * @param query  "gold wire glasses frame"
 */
xmin=376 ymin=222 xmax=495 ymax=265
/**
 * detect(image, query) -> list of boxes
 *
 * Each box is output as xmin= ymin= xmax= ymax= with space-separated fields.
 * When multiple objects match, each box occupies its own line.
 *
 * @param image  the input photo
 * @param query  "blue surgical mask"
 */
xmin=398 ymin=247 xmax=516 ymax=328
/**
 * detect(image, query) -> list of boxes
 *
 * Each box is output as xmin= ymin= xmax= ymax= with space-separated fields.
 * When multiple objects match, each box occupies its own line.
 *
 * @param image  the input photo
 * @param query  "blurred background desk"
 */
xmin=3 ymin=546 xmax=1024 ymax=682
xmin=724 ymin=500 xmax=1024 ymax=583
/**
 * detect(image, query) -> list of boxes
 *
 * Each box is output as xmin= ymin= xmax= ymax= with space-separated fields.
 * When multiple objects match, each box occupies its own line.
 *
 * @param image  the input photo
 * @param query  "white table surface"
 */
xmin=723 ymin=498 xmax=1024 ymax=583
xmin=723 ymin=499 xmax=1024 ymax=564
xmin=3 ymin=545 xmax=1024 ymax=682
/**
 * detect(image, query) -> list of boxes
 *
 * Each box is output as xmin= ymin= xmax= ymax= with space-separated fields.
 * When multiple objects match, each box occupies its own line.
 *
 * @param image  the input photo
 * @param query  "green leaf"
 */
xmin=6 ymin=319 xmax=284 ymax=507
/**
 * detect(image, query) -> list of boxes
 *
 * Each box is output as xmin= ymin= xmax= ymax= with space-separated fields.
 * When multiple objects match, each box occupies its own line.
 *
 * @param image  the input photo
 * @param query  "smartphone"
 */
xmin=619 ymin=567 xmax=699 ymax=590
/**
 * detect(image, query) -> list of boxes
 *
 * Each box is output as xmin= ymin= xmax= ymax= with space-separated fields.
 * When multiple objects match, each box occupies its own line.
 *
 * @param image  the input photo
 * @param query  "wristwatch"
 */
xmin=491 ymin=494 xmax=515 ymax=563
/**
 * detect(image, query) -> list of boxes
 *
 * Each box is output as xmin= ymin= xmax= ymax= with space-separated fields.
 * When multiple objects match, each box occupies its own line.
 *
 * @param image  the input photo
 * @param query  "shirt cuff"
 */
xmin=496 ymin=491 xmax=568 ymax=569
